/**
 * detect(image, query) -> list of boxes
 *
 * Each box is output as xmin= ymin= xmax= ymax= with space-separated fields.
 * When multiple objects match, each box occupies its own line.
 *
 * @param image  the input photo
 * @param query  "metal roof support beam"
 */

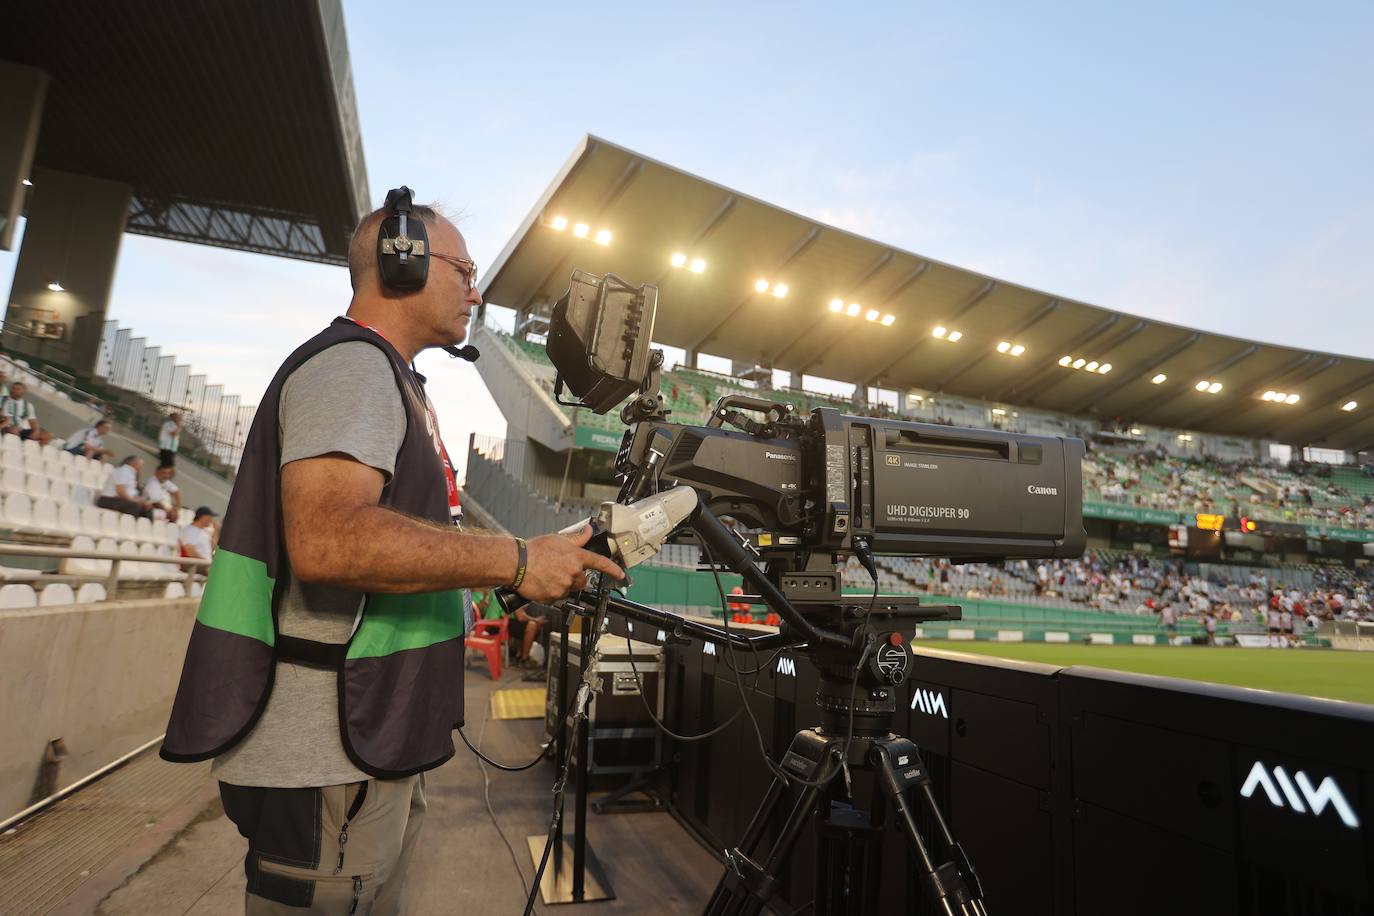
xmin=862 ymin=279 xmax=997 ymax=389
xmin=520 ymin=157 xmax=644 ymax=313
xmin=774 ymin=249 xmax=899 ymax=369
xmin=690 ymin=226 xmax=822 ymax=354
xmin=1132 ymin=342 xmax=1259 ymax=420
xmin=933 ymin=297 xmax=1062 ymax=391
xmin=1004 ymin=314 xmax=1122 ymax=404
xmin=652 ymin=193 xmax=737 ymax=288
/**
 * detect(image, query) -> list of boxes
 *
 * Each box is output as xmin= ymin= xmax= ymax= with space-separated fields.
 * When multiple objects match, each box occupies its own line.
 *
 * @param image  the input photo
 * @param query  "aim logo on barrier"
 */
xmin=1240 ymin=761 xmax=1360 ymax=829
xmin=910 ymin=688 xmax=948 ymax=719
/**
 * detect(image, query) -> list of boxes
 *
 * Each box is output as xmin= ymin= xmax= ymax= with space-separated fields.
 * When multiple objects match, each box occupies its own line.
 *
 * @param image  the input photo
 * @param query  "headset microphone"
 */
xmin=443 ymin=345 xmax=480 ymax=362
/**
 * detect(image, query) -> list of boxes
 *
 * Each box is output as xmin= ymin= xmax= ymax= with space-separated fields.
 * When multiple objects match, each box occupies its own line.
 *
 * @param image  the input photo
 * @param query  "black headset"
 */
xmin=377 ymin=186 xmax=429 ymax=291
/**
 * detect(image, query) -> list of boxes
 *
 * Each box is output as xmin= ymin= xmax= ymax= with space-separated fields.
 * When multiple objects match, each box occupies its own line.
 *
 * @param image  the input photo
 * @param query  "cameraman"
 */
xmin=162 ymin=195 xmax=623 ymax=915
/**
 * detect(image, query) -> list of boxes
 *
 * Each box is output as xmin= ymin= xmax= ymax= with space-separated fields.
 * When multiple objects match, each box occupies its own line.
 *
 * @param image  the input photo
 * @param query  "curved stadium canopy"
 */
xmin=1 ymin=0 xmax=368 ymax=264
xmin=481 ymin=136 xmax=1374 ymax=454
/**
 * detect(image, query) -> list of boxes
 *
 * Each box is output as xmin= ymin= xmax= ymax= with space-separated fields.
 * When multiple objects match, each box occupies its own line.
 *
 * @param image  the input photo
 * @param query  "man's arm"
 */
xmin=282 ymin=454 xmax=623 ymax=603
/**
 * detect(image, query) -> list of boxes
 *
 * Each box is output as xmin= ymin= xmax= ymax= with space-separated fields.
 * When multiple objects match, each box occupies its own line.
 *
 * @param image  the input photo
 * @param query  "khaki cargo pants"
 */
xmin=219 ymin=775 xmax=426 ymax=915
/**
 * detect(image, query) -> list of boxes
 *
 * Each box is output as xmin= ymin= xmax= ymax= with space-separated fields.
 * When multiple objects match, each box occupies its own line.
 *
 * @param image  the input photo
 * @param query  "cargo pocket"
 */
xmin=258 ymin=857 xmax=376 ymax=913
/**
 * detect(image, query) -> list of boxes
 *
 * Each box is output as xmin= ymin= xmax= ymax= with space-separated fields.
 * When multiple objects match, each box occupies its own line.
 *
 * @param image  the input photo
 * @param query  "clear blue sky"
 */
xmin=4 ymin=0 xmax=1372 ymax=474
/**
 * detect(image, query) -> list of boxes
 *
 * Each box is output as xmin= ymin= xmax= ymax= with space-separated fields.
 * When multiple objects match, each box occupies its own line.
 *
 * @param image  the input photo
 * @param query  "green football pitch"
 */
xmin=916 ymin=640 xmax=1374 ymax=707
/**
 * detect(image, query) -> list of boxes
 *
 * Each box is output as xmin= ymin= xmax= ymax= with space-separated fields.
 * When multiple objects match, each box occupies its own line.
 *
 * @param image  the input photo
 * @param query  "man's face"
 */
xmin=97 ymin=422 xmax=110 ymax=434
xmin=156 ymin=467 xmax=172 ymax=482
xmin=131 ymin=457 xmax=144 ymax=473
xmin=10 ymin=383 xmax=25 ymax=398
xmin=417 ymin=218 xmax=482 ymax=347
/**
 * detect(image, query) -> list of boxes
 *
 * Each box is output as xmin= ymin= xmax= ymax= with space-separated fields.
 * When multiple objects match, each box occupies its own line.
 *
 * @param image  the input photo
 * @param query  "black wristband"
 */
xmin=512 ymin=537 xmax=528 ymax=589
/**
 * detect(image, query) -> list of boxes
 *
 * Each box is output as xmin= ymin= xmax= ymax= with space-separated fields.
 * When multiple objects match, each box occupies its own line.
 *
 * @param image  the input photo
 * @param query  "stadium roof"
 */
xmin=1 ymin=0 xmax=368 ymax=265
xmin=482 ymin=136 xmax=1374 ymax=453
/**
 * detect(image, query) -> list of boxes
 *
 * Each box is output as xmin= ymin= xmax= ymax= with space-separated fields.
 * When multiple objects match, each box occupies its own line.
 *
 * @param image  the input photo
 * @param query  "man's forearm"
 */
xmin=291 ymin=504 xmax=518 ymax=593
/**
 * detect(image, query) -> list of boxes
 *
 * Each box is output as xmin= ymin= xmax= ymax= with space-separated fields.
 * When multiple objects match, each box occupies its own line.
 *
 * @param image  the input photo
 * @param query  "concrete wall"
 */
xmin=0 ymin=598 xmax=197 ymax=819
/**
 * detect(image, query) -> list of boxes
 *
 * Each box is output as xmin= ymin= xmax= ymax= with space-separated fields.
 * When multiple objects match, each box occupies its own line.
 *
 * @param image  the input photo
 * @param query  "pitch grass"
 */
xmin=917 ymin=640 xmax=1374 ymax=707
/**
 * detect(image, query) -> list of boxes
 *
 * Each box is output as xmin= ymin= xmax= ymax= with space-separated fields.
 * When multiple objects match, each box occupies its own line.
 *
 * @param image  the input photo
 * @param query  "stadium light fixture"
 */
xmin=991 ymin=408 xmax=1006 ymax=416
xmin=1284 ymin=393 xmax=1299 ymax=404
xmin=551 ymin=215 xmax=568 ymax=231
xmin=865 ymin=309 xmax=880 ymax=322
xmin=671 ymin=252 xmax=687 ymax=267
xmin=1262 ymin=390 xmax=1277 ymax=401
xmin=46 ymin=281 xmax=64 ymax=292
xmin=997 ymin=341 xmax=1011 ymax=353
xmin=755 ymin=279 xmax=770 ymax=293
xmin=573 ymin=222 xmax=590 ymax=238
xmin=1098 ymin=363 xmax=1112 ymax=374
xmin=1195 ymin=380 xmax=1210 ymax=392
xmin=594 ymin=229 xmax=612 ymax=246
xmin=932 ymin=326 xmax=947 ymax=339
xmin=1072 ymin=358 xmax=1086 ymax=369
xmin=947 ymin=330 xmax=963 ymax=342
xmin=846 ymin=303 xmax=861 ymax=317
xmin=1010 ymin=344 xmax=1025 ymax=357
xmin=1208 ymin=382 xmax=1223 ymax=394
xmin=1178 ymin=433 xmax=1193 ymax=441
xmin=1151 ymin=373 xmax=1168 ymax=384
xmin=1085 ymin=361 xmax=1099 ymax=372
xmin=689 ymin=258 xmax=707 ymax=273
xmin=1129 ymin=427 xmax=1143 ymax=435
xmin=22 ymin=178 xmax=33 ymax=187
xmin=881 ymin=314 xmax=896 ymax=326
xmin=1341 ymin=400 xmax=1358 ymax=411
xmin=829 ymin=299 xmax=845 ymax=313
xmin=1059 ymin=356 xmax=1072 ymax=367
xmin=771 ymin=283 xmax=788 ymax=298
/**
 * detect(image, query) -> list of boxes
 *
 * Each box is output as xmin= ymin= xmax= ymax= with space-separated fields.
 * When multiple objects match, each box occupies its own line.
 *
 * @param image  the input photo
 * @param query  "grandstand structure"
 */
xmin=466 ymin=135 xmax=1374 ymax=640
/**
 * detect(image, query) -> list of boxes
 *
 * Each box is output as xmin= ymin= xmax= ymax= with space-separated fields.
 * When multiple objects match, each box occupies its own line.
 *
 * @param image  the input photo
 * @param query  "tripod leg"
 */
xmin=869 ymin=739 xmax=987 ymax=916
xmin=703 ymin=778 xmax=824 ymax=916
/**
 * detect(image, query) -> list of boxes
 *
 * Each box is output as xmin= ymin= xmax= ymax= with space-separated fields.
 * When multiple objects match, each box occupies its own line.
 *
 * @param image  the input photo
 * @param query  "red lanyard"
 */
xmin=342 ymin=317 xmax=462 ymax=523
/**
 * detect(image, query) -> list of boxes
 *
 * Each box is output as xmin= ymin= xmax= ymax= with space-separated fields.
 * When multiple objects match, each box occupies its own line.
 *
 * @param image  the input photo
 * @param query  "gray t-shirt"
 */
xmin=213 ymin=341 xmax=406 ymax=787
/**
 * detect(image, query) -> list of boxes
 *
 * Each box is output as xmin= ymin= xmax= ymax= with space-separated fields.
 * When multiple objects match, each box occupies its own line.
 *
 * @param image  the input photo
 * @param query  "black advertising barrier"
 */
xmin=600 ymin=613 xmax=1374 ymax=914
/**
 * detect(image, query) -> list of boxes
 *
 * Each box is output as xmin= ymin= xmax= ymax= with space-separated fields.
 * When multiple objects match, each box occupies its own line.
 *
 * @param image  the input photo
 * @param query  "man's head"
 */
xmin=9 ymin=381 xmax=25 ymax=399
xmin=193 ymin=506 xmax=218 ymax=528
xmin=155 ymin=464 xmax=174 ymax=482
xmin=123 ymin=454 xmax=143 ymax=473
xmin=347 ymin=198 xmax=482 ymax=351
xmin=170 ymin=412 xmax=182 ymax=422
xmin=95 ymin=419 xmax=111 ymax=434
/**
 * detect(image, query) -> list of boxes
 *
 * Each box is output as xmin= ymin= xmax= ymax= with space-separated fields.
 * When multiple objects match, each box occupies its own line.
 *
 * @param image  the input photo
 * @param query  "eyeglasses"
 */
xmin=430 ymin=252 xmax=478 ymax=290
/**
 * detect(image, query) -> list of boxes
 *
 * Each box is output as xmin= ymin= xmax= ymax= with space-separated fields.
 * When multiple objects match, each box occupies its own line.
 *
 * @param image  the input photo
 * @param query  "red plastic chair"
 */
xmin=467 ymin=618 xmax=508 ymax=680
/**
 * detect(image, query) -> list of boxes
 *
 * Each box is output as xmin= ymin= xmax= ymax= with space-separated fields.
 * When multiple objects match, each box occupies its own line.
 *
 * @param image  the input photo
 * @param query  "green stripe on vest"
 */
xmin=195 ymin=549 xmax=276 ymax=646
xmin=347 ymin=590 xmax=466 ymax=660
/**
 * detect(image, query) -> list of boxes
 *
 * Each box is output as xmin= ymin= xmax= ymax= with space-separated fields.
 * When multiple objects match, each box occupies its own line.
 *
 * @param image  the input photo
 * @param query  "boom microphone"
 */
xmin=443 ymin=344 xmax=480 ymax=361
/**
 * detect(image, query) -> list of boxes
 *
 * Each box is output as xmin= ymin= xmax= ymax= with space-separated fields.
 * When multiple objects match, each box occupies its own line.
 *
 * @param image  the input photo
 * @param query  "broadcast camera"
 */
xmin=532 ymin=267 xmax=1086 ymax=916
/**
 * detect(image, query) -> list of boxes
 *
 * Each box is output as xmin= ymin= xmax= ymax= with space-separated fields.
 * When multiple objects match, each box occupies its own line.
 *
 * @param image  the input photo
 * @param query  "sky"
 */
xmin=3 ymin=0 xmax=1373 ymax=477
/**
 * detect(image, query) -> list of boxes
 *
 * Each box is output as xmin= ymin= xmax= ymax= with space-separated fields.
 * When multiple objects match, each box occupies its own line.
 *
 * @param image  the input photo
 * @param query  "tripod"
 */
xmin=702 ymin=644 xmax=988 ymax=916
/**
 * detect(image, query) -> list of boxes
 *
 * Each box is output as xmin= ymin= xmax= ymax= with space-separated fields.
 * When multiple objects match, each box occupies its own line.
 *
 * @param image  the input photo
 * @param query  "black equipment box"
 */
xmin=546 ymin=631 xmax=665 ymax=775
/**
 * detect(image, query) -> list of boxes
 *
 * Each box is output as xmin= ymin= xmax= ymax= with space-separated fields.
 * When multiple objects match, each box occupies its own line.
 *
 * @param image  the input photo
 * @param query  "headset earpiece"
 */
xmin=377 ymin=185 xmax=430 ymax=291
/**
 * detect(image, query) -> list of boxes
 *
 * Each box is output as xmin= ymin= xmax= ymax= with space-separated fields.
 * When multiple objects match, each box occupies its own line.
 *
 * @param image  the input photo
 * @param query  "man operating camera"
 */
xmin=162 ymin=192 xmax=623 ymax=915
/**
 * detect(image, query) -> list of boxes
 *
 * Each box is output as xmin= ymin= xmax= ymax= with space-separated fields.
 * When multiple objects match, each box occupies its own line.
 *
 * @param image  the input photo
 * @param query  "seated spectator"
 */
xmin=97 ymin=455 xmax=152 ymax=518
xmin=66 ymin=419 xmax=115 ymax=461
xmin=0 ymin=381 xmax=42 ymax=440
xmin=489 ymin=596 xmax=546 ymax=668
xmin=179 ymin=506 xmax=219 ymax=559
xmin=158 ymin=412 xmax=183 ymax=467
xmin=143 ymin=464 xmax=183 ymax=522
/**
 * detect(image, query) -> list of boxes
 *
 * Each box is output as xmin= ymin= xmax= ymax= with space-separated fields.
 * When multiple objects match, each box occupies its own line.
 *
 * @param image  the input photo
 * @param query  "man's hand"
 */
xmin=517 ymin=524 xmax=624 ymax=604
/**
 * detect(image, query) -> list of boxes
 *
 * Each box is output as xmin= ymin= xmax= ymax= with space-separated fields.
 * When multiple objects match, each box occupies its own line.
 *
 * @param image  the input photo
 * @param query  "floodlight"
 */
xmin=755 ymin=279 xmax=770 ymax=293
xmin=991 ymin=408 xmax=1006 ymax=416
xmin=932 ymin=326 xmax=947 ymax=339
xmin=1129 ymin=427 xmax=1142 ymax=435
xmin=997 ymin=341 xmax=1011 ymax=353
xmin=1010 ymin=344 xmax=1025 ymax=357
xmin=671 ymin=252 xmax=687 ymax=267
xmin=690 ymin=258 xmax=706 ymax=273
xmin=865 ymin=309 xmax=879 ymax=322
xmin=551 ymin=215 xmax=569 ymax=231
xmin=881 ymin=314 xmax=896 ymax=326
xmin=1097 ymin=363 xmax=1111 ymax=374
xmin=1085 ymin=361 xmax=1099 ymax=372
xmin=1262 ymin=391 xmax=1277 ymax=401
xmin=1208 ymin=382 xmax=1223 ymax=394
xmin=46 ymin=281 xmax=64 ymax=292
xmin=573 ymin=222 xmax=590 ymax=238
xmin=1151 ymin=373 xmax=1167 ymax=384
xmin=846 ymin=303 xmax=861 ymax=317
xmin=1073 ymin=358 xmax=1086 ymax=369
xmin=1059 ymin=356 xmax=1073 ymax=367
xmin=1341 ymin=400 xmax=1358 ymax=411
xmin=595 ymin=229 xmax=612 ymax=246
xmin=1195 ymin=380 xmax=1210 ymax=392
xmin=947 ymin=330 xmax=963 ymax=342
xmin=22 ymin=178 xmax=33 ymax=187
xmin=771 ymin=283 xmax=788 ymax=298
xmin=829 ymin=299 xmax=844 ymax=312
xmin=1285 ymin=393 xmax=1299 ymax=404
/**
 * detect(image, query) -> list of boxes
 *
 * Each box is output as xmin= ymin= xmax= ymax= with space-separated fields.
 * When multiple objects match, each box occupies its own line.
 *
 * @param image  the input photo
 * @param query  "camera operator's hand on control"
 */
xmin=516 ymin=524 xmax=624 ymax=603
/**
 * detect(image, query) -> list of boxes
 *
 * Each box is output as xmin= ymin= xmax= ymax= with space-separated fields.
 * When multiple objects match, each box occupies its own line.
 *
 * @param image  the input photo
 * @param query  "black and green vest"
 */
xmin=161 ymin=318 xmax=466 ymax=778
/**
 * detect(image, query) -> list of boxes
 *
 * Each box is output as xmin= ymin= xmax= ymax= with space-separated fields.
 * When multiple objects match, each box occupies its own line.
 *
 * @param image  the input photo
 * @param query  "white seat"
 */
xmin=80 ymin=505 xmax=103 ymax=536
xmin=118 ymin=513 xmax=138 ymax=540
xmin=76 ymin=582 xmax=107 ymax=604
xmin=61 ymin=535 xmax=99 ymax=575
xmin=138 ymin=542 xmax=169 ymax=578
xmin=30 ymin=497 xmax=59 ymax=533
xmin=163 ymin=581 xmax=187 ymax=599
xmin=152 ymin=519 xmax=168 ymax=544
xmin=70 ymin=484 xmax=92 ymax=506
xmin=100 ymin=509 xmax=121 ymax=538
xmin=56 ymin=502 xmax=81 ymax=535
xmin=39 ymin=583 xmax=76 ymax=606
xmin=94 ymin=537 xmax=117 ymax=575
xmin=3 ymin=493 xmax=33 ymax=529
xmin=116 ymin=540 xmax=143 ymax=579
xmin=0 ymin=466 xmax=24 ymax=494
xmin=0 ymin=584 xmax=37 ymax=608
xmin=23 ymin=449 xmax=46 ymax=473
xmin=55 ymin=449 xmax=74 ymax=468
xmin=135 ymin=516 xmax=155 ymax=542
xmin=0 ymin=434 xmax=19 ymax=454
xmin=47 ymin=479 xmax=70 ymax=504
xmin=82 ymin=469 xmax=103 ymax=489
xmin=24 ymin=473 xmax=49 ymax=501
xmin=0 ymin=564 xmax=42 ymax=580
xmin=190 ymin=581 xmax=204 ymax=597
xmin=2 ymin=448 xmax=23 ymax=471
xmin=20 ymin=438 xmax=40 ymax=459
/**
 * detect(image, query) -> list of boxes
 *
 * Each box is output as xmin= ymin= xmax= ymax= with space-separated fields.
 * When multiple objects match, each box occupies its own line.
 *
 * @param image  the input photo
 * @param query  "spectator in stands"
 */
xmin=0 ymin=381 xmax=41 ymax=440
xmin=65 ymin=419 xmax=114 ymax=461
xmin=158 ymin=412 xmax=183 ymax=466
xmin=144 ymin=464 xmax=183 ymax=522
xmin=97 ymin=455 xmax=152 ymax=518
xmin=161 ymin=194 xmax=625 ymax=912
xmin=178 ymin=506 xmax=218 ymax=559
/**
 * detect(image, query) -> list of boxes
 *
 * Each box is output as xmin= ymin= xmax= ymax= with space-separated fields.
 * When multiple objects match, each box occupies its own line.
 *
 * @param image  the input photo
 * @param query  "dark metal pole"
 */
xmin=572 ymin=614 xmax=591 ymax=901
